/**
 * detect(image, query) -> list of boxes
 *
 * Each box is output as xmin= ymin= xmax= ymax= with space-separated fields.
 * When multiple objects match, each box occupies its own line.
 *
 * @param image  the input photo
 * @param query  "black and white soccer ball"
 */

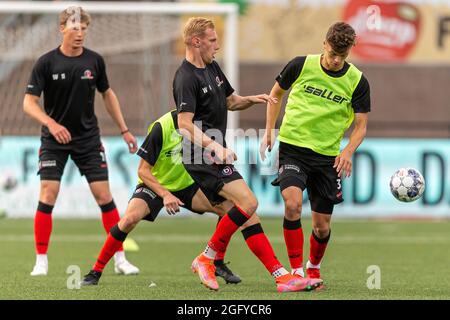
xmin=1 ymin=173 xmax=18 ymax=192
xmin=389 ymin=168 xmax=425 ymax=202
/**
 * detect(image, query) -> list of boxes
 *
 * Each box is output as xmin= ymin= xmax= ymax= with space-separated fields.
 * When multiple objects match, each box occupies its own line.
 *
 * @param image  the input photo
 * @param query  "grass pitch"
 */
xmin=1 ymin=216 xmax=450 ymax=300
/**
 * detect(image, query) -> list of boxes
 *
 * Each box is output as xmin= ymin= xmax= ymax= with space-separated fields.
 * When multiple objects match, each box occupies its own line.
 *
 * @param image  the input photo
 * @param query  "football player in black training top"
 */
xmin=174 ymin=17 xmax=323 ymax=292
xmin=24 ymin=6 xmax=139 ymax=276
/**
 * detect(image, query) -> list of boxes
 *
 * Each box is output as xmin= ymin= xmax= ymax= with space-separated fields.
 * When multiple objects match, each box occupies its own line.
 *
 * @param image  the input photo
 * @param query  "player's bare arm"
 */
xmin=260 ymin=82 xmax=286 ymax=159
xmin=226 ymin=93 xmax=277 ymax=111
xmin=177 ymin=112 xmax=237 ymax=164
xmin=101 ymin=88 xmax=137 ymax=153
xmin=137 ymin=159 xmax=184 ymax=215
xmin=23 ymin=93 xmax=72 ymax=144
xmin=334 ymin=112 xmax=368 ymax=178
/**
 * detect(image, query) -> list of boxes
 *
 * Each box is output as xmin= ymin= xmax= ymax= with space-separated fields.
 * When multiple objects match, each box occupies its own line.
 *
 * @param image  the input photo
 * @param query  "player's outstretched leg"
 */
xmin=192 ymin=180 xmax=322 ymax=292
xmin=240 ymin=216 xmax=323 ymax=293
xmin=189 ymin=191 xmax=243 ymax=289
xmin=213 ymin=217 xmax=241 ymax=284
xmin=191 ymin=205 xmax=252 ymax=291
xmin=81 ymin=224 xmax=127 ymax=286
xmin=90 ymin=181 xmax=139 ymax=276
xmin=81 ymin=199 xmax=146 ymax=286
xmin=99 ymin=201 xmax=139 ymax=275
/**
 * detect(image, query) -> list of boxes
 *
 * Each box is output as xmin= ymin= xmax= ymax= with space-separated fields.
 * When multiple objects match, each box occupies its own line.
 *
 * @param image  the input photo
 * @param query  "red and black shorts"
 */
xmin=271 ymin=142 xmax=343 ymax=214
xmin=38 ymin=136 xmax=108 ymax=183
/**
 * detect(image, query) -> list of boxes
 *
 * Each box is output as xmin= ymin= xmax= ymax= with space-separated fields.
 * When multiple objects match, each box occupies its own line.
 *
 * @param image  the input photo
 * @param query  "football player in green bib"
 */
xmin=81 ymin=110 xmax=241 ymax=285
xmin=261 ymin=22 xmax=371 ymax=287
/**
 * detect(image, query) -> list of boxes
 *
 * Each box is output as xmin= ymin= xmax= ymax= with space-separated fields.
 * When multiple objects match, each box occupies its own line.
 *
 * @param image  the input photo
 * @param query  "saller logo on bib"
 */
xmin=165 ymin=145 xmax=182 ymax=158
xmin=304 ymin=85 xmax=348 ymax=104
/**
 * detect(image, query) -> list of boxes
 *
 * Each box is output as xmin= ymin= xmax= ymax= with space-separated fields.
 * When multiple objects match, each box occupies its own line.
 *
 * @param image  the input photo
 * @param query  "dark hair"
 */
xmin=326 ymin=22 xmax=356 ymax=54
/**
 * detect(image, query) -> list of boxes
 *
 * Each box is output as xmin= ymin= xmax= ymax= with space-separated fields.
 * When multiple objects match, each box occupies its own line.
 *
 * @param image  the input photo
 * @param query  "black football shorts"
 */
xmin=183 ymin=164 xmax=243 ymax=206
xmin=271 ymin=142 xmax=343 ymax=214
xmin=130 ymin=183 xmax=203 ymax=221
xmin=38 ymin=136 xmax=108 ymax=183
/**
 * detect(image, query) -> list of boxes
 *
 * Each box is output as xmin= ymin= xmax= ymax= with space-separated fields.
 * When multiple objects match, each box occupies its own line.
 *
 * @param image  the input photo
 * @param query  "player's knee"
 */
xmin=94 ymin=191 xmax=113 ymax=206
xmin=240 ymin=196 xmax=258 ymax=216
xmin=213 ymin=204 xmax=228 ymax=217
xmin=241 ymin=213 xmax=260 ymax=229
xmin=120 ymin=214 xmax=139 ymax=232
xmin=312 ymin=223 xmax=330 ymax=239
xmin=284 ymin=199 xmax=302 ymax=219
xmin=39 ymin=185 xmax=58 ymax=205
xmin=39 ymin=194 xmax=57 ymax=205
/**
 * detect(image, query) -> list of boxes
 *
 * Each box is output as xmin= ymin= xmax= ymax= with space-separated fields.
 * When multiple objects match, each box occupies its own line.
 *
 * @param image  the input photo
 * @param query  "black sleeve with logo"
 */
xmin=352 ymin=74 xmax=371 ymax=113
xmin=137 ymin=122 xmax=163 ymax=166
xmin=216 ymin=63 xmax=234 ymax=97
xmin=276 ymin=56 xmax=306 ymax=90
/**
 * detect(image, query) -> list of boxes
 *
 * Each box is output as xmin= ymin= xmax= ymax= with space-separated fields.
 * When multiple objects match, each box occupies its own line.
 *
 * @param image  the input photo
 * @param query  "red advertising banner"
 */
xmin=238 ymin=0 xmax=450 ymax=63
xmin=344 ymin=0 xmax=421 ymax=61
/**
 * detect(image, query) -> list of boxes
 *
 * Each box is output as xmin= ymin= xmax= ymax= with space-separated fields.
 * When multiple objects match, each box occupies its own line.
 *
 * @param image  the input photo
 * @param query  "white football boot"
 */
xmin=114 ymin=251 xmax=139 ymax=275
xmin=30 ymin=254 xmax=48 ymax=276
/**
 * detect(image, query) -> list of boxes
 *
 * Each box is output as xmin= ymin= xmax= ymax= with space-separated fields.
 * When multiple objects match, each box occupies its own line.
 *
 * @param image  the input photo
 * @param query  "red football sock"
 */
xmin=242 ymin=223 xmax=283 ymax=274
xmin=309 ymin=230 xmax=331 ymax=265
xmin=283 ymin=218 xmax=303 ymax=269
xmin=93 ymin=224 xmax=128 ymax=272
xmin=100 ymin=201 xmax=123 ymax=252
xmin=215 ymin=252 xmax=226 ymax=261
xmin=207 ymin=206 xmax=249 ymax=253
xmin=214 ymin=216 xmax=227 ymax=261
xmin=34 ymin=202 xmax=53 ymax=254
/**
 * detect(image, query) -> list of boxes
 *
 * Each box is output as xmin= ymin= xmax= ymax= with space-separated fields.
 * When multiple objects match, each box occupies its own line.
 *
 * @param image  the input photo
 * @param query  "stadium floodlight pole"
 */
xmin=0 ymin=1 xmax=240 ymax=131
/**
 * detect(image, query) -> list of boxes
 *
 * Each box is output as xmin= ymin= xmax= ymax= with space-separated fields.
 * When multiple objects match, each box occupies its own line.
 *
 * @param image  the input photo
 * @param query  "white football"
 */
xmin=389 ymin=168 xmax=425 ymax=202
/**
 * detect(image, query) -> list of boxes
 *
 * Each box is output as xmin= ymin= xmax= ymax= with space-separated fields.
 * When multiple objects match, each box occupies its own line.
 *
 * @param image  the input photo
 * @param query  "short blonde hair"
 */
xmin=183 ymin=17 xmax=215 ymax=45
xmin=59 ymin=6 xmax=91 ymax=27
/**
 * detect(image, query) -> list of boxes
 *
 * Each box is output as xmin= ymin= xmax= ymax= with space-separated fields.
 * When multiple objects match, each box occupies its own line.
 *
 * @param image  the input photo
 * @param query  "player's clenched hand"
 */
xmin=209 ymin=143 xmax=237 ymax=164
xmin=47 ymin=119 xmax=71 ymax=144
xmin=122 ymin=131 xmax=138 ymax=153
xmin=163 ymin=193 xmax=184 ymax=215
xmin=250 ymin=94 xmax=278 ymax=105
xmin=334 ymin=150 xmax=353 ymax=178
xmin=260 ymin=129 xmax=275 ymax=161
xmin=220 ymin=147 xmax=237 ymax=164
